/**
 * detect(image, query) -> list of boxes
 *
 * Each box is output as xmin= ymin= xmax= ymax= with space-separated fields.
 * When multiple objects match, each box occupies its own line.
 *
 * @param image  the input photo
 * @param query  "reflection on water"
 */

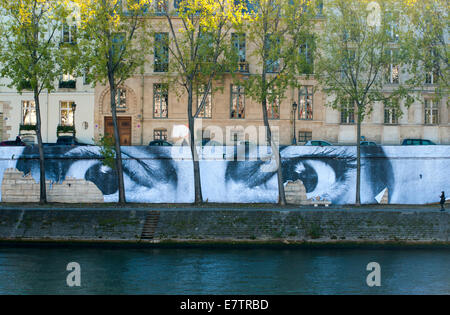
xmin=0 ymin=247 xmax=448 ymax=295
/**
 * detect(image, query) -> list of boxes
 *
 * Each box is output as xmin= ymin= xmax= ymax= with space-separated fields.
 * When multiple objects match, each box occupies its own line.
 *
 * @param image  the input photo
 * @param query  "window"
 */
xmin=22 ymin=101 xmax=36 ymax=125
xmin=198 ymin=32 xmax=214 ymax=66
xmin=386 ymin=14 xmax=399 ymax=42
xmin=384 ymin=108 xmax=398 ymax=124
xmin=424 ymin=99 xmax=439 ymax=125
xmin=266 ymin=89 xmax=280 ymax=119
xmin=341 ymin=49 xmax=356 ymax=80
xmin=155 ymin=1 xmax=167 ymax=15
xmin=153 ymin=84 xmax=168 ymax=118
xmin=265 ymin=35 xmax=280 ymax=73
xmin=154 ymin=129 xmax=168 ymax=140
xmin=196 ymin=85 xmax=212 ymax=118
xmin=385 ymin=49 xmax=400 ymax=84
xmin=340 ymin=101 xmax=355 ymax=124
xmin=299 ymin=86 xmax=313 ymax=120
xmin=298 ymin=131 xmax=312 ymax=143
xmin=425 ymin=70 xmax=440 ymax=85
xmin=59 ymin=74 xmax=76 ymax=89
xmin=116 ymin=88 xmax=127 ymax=111
xmin=425 ymin=50 xmax=440 ymax=85
xmin=60 ymin=101 xmax=74 ymax=126
xmin=83 ymin=70 xmax=91 ymax=85
xmin=343 ymin=21 xmax=359 ymax=42
xmin=133 ymin=0 xmax=150 ymax=14
xmin=232 ymin=33 xmax=247 ymax=72
xmin=230 ymin=85 xmax=245 ymax=119
xmin=112 ymin=33 xmax=125 ymax=58
xmin=61 ymin=23 xmax=77 ymax=44
xmin=316 ymin=0 xmax=324 ymax=16
xmin=299 ymin=36 xmax=314 ymax=74
xmin=154 ymin=32 xmax=169 ymax=72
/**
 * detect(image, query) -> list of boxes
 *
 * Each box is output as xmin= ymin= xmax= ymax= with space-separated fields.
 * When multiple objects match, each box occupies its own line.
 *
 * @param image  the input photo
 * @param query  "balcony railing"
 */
xmin=238 ymin=62 xmax=250 ymax=73
xmin=59 ymin=80 xmax=76 ymax=89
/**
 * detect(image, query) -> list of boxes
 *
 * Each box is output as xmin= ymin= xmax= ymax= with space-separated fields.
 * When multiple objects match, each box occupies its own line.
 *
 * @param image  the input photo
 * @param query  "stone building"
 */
xmin=92 ymin=2 xmax=448 ymax=147
xmin=1 ymin=2 xmax=448 ymax=147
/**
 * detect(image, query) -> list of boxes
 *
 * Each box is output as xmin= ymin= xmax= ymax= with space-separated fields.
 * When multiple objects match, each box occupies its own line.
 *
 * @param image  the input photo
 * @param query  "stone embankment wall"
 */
xmin=1 ymin=169 xmax=103 ymax=203
xmin=0 ymin=209 xmax=448 ymax=244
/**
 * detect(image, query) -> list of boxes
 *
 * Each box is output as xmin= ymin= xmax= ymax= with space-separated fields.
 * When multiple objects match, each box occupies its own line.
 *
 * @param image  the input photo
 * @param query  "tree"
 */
xmin=315 ymin=0 xmax=413 ymax=206
xmin=401 ymin=0 xmax=448 ymax=103
xmin=73 ymin=0 xmax=152 ymax=204
xmin=0 ymin=0 xmax=76 ymax=204
xmin=234 ymin=0 xmax=317 ymax=205
xmin=159 ymin=0 xmax=248 ymax=204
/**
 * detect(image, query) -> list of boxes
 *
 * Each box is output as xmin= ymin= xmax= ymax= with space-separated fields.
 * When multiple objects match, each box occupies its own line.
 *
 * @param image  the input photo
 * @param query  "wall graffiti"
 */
xmin=0 ymin=145 xmax=448 ymax=204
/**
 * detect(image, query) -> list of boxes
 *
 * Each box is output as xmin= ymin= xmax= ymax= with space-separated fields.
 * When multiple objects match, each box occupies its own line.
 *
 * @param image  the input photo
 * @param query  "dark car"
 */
xmin=401 ymin=139 xmax=436 ymax=145
xmin=305 ymin=140 xmax=333 ymax=146
xmin=360 ymin=141 xmax=378 ymax=146
xmin=149 ymin=140 xmax=173 ymax=146
xmin=56 ymin=136 xmax=88 ymax=146
xmin=200 ymin=139 xmax=222 ymax=147
xmin=0 ymin=139 xmax=27 ymax=146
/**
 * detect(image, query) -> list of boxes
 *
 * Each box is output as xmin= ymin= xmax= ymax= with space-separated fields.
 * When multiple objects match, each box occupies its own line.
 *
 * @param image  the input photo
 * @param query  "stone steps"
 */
xmin=141 ymin=211 xmax=160 ymax=240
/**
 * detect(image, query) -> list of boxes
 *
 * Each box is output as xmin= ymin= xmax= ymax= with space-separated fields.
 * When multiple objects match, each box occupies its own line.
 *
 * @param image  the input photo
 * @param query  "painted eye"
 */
xmin=85 ymin=163 xmax=118 ymax=195
xmin=296 ymin=160 xmax=337 ymax=197
xmin=282 ymin=161 xmax=318 ymax=193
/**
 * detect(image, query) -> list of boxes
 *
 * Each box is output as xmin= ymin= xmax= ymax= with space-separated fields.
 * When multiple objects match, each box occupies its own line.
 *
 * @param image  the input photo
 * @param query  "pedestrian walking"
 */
xmin=440 ymin=191 xmax=446 ymax=211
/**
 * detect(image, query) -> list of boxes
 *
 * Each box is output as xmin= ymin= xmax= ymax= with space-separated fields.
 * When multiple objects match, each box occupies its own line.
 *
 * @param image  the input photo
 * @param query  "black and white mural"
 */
xmin=0 ymin=145 xmax=448 ymax=204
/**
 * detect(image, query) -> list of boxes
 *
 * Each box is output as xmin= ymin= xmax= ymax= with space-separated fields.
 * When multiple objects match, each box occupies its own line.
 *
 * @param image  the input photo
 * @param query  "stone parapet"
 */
xmin=1 ymin=168 xmax=103 ymax=203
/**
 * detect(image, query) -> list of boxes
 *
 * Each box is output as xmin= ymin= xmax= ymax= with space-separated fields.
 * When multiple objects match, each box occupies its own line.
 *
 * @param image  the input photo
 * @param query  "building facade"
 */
xmin=0 ymin=75 xmax=95 ymax=145
xmin=2 ymin=1 xmax=448 ymax=147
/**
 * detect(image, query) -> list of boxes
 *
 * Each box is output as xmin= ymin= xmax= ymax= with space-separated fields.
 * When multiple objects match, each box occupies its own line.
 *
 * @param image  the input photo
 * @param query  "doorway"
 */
xmin=104 ymin=116 xmax=132 ymax=146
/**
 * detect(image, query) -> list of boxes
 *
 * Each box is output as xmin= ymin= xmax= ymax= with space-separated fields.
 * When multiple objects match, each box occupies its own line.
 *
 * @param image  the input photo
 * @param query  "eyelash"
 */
xmin=226 ymin=147 xmax=358 ymax=190
xmin=284 ymin=148 xmax=357 ymax=183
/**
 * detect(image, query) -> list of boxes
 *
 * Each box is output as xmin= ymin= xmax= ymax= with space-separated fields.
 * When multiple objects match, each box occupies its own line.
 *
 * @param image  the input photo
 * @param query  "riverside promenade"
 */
xmin=0 ymin=204 xmax=448 ymax=247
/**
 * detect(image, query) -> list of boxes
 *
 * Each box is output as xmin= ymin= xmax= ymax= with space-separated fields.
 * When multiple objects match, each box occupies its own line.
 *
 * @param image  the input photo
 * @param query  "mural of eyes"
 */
xmin=16 ymin=146 xmax=178 ymax=202
xmin=14 ymin=144 xmax=394 ymax=205
xmin=225 ymin=146 xmax=394 ymax=204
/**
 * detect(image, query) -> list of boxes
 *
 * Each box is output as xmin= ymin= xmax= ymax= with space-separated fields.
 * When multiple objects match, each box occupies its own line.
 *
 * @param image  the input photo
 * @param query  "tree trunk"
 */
xmin=356 ymin=110 xmax=362 ymax=206
xmin=261 ymin=99 xmax=286 ymax=206
xmin=187 ymin=80 xmax=203 ymax=204
xmin=260 ymin=73 xmax=286 ymax=205
xmin=109 ymin=84 xmax=126 ymax=204
xmin=34 ymin=90 xmax=47 ymax=204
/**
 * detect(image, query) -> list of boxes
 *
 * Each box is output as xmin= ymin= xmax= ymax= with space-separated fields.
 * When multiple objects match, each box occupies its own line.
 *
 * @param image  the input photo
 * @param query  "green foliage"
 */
xmin=57 ymin=125 xmax=75 ymax=134
xmin=73 ymin=0 xmax=153 ymax=90
xmin=158 ymin=0 xmax=249 ymax=111
xmin=19 ymin=124 xmax=37 ymax=131
xmin=315 ymin=0 xmax=413 ymax=120
xmin=232 ymin=0 xmax=318 ymax=115
xmin=401 ymin=0 xmax=449 ymax=105
xmin=96 ymin=134 xmax=116 ymax=170
xmin=0 ymin=0 xmax=77 ymax=94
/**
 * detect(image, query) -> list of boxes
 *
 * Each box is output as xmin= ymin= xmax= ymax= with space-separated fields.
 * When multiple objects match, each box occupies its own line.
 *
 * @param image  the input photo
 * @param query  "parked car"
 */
xmin=199 ymin=139 xmax=222 ymax=147
xmin=149 ymin=140 xmax=173 ymax=146
xmin=401 ymin=139 xmax=436 ymax=146
xmin=56 ymin=136 xmax=88 ymax=146
xmin=0 ymin=139 xmax=27 ymax=146
xmin=305 ymin=140 xmax=333 ymax=146
xmin=360 ymin=141 xmax=378 ymax=146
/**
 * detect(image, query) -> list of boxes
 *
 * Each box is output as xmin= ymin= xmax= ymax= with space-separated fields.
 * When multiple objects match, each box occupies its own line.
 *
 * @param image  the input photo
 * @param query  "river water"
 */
xmin=0 ymin=247 xmax=448 ymax=295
